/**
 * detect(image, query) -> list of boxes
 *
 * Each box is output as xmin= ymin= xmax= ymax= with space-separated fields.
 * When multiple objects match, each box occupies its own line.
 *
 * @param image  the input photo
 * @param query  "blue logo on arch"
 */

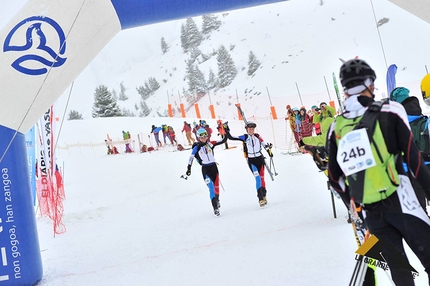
xmin=3 ymin=16 xmax=67 ymax=76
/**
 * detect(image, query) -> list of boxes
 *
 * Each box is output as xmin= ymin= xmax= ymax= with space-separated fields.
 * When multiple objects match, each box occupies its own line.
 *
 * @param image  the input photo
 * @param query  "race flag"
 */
xmin=386 ymin=64 xmax=398 ymax=98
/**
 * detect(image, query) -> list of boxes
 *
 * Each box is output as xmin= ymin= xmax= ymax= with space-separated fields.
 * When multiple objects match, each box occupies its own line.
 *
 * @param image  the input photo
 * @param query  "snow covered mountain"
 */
xmin=4 ymin=0 xmax=430 ymax=120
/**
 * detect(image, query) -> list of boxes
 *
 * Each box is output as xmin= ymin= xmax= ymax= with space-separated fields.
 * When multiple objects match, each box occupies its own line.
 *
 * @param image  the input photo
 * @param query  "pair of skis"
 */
xmin=235 ymin=104 xmax=278 ymax=181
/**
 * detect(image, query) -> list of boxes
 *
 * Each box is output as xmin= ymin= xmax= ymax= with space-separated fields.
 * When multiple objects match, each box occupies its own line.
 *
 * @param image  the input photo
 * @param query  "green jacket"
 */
xmin=302 ymin=117 xmax=334 ymax=146
xmin=313 ymin=105 xmax=335 ymax=124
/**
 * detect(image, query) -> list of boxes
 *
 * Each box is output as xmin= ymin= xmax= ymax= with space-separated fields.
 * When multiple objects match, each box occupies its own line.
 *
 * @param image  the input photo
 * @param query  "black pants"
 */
xmin=364 ymin=192 xmax=430 ymax=285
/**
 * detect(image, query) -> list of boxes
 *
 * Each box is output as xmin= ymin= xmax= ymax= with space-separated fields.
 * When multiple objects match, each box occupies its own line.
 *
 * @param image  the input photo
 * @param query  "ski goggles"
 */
xmin=246 ymin=123 xmax=257 ymax=128
xmin=198 ymin=131 xmax=208 ymax=138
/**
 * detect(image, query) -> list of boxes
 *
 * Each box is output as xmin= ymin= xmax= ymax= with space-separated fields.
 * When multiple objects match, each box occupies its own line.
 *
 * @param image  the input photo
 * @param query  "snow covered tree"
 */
xmin=186 ymin=18 xmax=202 ymax=48
xmin=111 ymin=88 xmax=118 ymax=101
xmin=189 ymin=47 xmax=202 ymax=64
xmin=180 ymin=24 xmax=189 ymax=52
xmin=67 ymin=110 xmax=83 ymax=120
xmin=136 ymin=77 xmax=160 ymax=100
xmin=161 ymin=37 xmax=169 ymax=54
xmin=118 ymin=81 xmax=128 ymax=101
xmin=148 ymin=77 xmax=160 ymax=92
xmin=217 ymin=45 xmax=237 ymax=88
xmin=121 ymin=108 xmax=135 ymax=117
xmin=247 ymin=51 xmax=261 ymax=76
xmin=186 ymin=59 xmax=207 ymax=95
xmin=92 ymin=85 xmax=122 ymax=118
xmin=201 ymin=14 xmax=221 ymax=35
xmin=139 ymin=100 xmax=152 ymax=117
xmin=207 ymin=68 xmax=218 ymax=89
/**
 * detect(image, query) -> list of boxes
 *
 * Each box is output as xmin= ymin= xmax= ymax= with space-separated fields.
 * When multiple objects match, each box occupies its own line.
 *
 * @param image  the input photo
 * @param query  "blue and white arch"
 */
xmin=0 ymin=0 xmax=286 ymax=284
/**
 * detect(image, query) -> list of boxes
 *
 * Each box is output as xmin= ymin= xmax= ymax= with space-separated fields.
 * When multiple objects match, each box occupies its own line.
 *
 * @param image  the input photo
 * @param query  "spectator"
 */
xmin=168 ymin=126 xmax=177 ymax=145
xmin=309 ymin=105 xmax=322 ymax=135
xmin=298 ymin=107 xmax=313 ymax=139
xmin=217 ymin=120 xmax=228 ymax=149
xmin=182 ymin=121 xmax=195 ymax=145
xmin=151 ymin=125 xmax=162 ymax=147
xmin=161 ymin=124 xmax=169 ymax=145
xmin=122 ymin=130 xmax=133 ymax=153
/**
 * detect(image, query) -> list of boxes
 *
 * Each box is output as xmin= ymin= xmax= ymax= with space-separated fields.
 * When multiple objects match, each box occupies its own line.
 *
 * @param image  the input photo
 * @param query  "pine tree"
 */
xmin=186 ymin=60 xmax=207 ymax=95
xmin=207 ymin=68 xmax=218 ymax=89
xmin=139 ymin=100 xmax=152 ymax=117
xmin=67 ymin=110 xmax=83 ymax=120
xmin=148 ymin=77 xmax=160 ymax=92
xmin=186 ymin=18 xmax=202 ymax=48
xmin=247 ymin=51 xmax=261 ymax=76
xmin=189 ymin=47 xmax=202 ymax=63
xmin=201 ymin=14 xmax=221 ymax=35
xmin=180 ymin=24 xmax=189 ymax=52
xmin=161 ymin=37 xmax=169 ymax=54
xmin=111 ymin=88 xmax=118 ymax=101
xmin=121 ymin=108 xmax=135 ymax=117
xmin=136 ymin=77 xmax=160 ymax=100
xmin=118 ymin=81 xmax=128 ymax=101
xmin=217 ymin=45 xmax=237 ymax=88
xmin=92 ymin=85 xmax=122 ymax=118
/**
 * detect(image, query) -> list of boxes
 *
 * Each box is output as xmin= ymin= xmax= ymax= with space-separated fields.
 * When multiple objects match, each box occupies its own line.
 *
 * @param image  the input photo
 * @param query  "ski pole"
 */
xmin=327 ymin=181 xmax=337 ymax=219
xmin=219 ymin=179 xmax=226 ymax=192
xmin=264 ymin=159 xmax=274 ymax=181
xmin=270 ymin=157 xmax=278 ymax=176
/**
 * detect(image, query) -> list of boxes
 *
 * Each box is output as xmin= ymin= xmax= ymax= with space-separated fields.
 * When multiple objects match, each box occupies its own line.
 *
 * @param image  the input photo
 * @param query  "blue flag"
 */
xmin=386 ymin=64 xmax=398 ymax=97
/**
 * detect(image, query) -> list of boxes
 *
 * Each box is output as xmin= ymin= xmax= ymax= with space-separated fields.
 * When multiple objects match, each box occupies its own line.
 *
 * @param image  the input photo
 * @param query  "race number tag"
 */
xmin=337 ymin=128 xmax=376 ymax=176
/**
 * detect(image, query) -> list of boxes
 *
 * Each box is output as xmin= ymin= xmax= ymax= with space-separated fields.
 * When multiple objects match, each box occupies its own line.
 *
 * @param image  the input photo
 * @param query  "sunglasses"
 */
xmin=247 ymin=124 xmax=257 ymax=128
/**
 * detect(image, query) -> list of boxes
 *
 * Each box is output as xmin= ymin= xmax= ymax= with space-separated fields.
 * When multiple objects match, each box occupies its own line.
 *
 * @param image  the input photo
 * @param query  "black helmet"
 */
xmin=339 ymin=59 xmax=376 ymax=88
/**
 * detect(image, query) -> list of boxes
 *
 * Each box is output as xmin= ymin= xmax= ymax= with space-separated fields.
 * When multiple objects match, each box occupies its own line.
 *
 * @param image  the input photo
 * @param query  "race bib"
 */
xmin=337 ymin=128 xmax=376 ymax=176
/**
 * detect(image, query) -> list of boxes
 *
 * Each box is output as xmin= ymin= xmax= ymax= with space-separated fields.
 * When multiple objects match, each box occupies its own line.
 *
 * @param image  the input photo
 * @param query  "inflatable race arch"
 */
xmin=1 ymin=0 xmax=427 ymax=284
xmin=0 ymin=0 xmax=286 ymax=285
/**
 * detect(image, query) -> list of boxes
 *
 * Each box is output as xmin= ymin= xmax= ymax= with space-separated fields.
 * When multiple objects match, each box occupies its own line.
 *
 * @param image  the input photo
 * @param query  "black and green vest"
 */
xmin=334 ymin=101 xmax=400 ymax=204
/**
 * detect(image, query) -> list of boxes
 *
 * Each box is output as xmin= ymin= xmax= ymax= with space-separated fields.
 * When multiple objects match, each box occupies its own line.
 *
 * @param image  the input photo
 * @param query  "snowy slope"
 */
xmin=37 ymin=117 xmax=428 ymax=286
xmin=49 ymin=0 xmax=430 ymax=119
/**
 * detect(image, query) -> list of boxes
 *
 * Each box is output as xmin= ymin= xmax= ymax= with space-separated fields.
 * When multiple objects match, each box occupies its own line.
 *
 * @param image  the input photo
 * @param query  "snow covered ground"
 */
xmin=35 ymin=117 xmax=428 ymax=286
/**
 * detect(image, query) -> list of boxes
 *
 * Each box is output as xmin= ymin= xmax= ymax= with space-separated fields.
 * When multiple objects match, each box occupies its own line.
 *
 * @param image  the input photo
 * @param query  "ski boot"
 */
xmin=214 ymin=209 xmax=220 ymax=216
xmin=212 ymin=195 xmax=220 ymax=216
xmin=257 ymin=187 xmax=267 ymax=207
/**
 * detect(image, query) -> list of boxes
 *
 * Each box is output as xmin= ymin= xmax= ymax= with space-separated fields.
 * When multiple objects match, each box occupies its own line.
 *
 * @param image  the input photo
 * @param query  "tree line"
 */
xmin=68 ymin=14 xmax=261 ymax=120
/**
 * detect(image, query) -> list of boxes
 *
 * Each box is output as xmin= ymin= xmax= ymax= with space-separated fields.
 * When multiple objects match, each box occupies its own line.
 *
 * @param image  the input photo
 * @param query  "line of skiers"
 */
xmin=185 ymin=121 xmax=273 ymax=217
xmin=151 ymin=120 xmax=214 ymax=148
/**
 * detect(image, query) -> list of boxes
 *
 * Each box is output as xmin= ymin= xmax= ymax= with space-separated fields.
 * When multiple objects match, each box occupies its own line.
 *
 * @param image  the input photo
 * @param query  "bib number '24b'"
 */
xmin=337 ymin=128 xmax=376 ymax=176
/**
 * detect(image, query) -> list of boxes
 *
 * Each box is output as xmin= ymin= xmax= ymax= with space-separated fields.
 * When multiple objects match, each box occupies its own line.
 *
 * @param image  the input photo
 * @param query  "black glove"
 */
xmin=266 ymin=143 xmax=273 ymax=157
xmin=186 ymin=165 xmax=191 ymax=176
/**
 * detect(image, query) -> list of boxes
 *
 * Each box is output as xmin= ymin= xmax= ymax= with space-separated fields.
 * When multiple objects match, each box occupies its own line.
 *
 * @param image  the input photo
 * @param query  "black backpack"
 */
xmin=410 ymin=116 xmax=430 ymax=161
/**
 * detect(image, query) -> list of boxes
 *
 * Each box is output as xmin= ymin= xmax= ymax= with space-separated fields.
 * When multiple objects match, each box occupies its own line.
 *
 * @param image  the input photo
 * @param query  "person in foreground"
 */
xmin=186 ymin=128 xmax=227 ymax=216
xmin=225 ymin=121 xmax=273 ymax=207
xmin=327 ymin=59 xmax=430 ymax=285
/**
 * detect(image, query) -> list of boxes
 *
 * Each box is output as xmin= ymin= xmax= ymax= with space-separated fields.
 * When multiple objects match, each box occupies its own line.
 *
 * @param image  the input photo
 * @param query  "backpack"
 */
xmin=410 ymin=116 xmax=430 ymax=161
xmin=334 ymin=99 xmax=400 ymax=204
